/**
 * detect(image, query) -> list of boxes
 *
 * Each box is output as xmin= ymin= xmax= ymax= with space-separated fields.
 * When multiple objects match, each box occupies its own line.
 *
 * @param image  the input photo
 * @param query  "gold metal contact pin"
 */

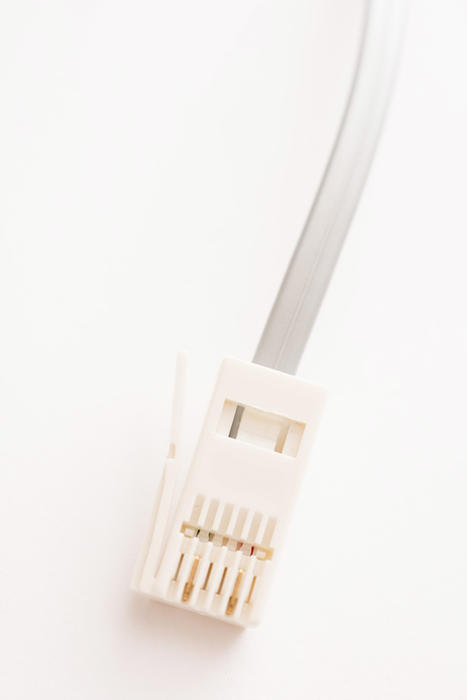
xmin=225 ymin=568 xmax=244 ymax=616
xmin=173 ymin=553 xmax=184 ymax=582
xmin=202 ymin=561 xmax=213 ymax=591
xmin=182 ymin=555 xmax=200 ymax=602
xmin=246 ymin=575 xmax=257 ymax=605
xmin=216 ymin=566 xmax=228 ymax=596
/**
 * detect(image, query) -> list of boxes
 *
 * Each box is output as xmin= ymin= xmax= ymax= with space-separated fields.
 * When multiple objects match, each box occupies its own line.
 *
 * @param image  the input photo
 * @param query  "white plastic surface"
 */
xmin=133 ymin=357 xmax=326 ymax=626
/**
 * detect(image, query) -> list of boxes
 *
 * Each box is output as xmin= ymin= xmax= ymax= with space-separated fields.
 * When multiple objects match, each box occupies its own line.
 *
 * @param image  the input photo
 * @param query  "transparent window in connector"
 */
xmin=217 ymin=400 xmax=304 ymax=457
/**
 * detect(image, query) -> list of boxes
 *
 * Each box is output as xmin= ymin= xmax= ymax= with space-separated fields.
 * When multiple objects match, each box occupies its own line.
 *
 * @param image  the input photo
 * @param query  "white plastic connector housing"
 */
xmin=132 ymin=355 xmax=325 ymax=627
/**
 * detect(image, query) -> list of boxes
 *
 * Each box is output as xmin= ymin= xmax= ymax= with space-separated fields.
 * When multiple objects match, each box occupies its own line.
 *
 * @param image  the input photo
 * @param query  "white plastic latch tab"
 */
xmin=131 ymin=351 xmax=187 ymax=592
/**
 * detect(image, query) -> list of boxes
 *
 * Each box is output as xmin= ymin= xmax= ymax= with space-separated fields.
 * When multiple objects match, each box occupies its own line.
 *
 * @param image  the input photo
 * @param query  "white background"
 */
xmin=1 ymin=1 xmax=466 ymax=698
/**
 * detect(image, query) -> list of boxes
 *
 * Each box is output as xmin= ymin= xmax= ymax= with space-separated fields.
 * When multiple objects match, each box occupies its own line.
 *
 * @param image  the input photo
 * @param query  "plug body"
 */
xmin=132 ymin=357 xmax=325 ymax=627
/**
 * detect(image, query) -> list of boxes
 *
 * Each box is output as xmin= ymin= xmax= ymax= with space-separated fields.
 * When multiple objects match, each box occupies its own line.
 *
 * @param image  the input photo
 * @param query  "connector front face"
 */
xmin=133 ymin=358 xmax=325 ymax=627
xmin=167 ymin=495 xmax=276 ymax=623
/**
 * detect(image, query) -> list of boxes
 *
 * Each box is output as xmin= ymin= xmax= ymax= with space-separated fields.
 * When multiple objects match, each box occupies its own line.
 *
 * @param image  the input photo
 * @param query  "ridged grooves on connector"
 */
xmin=169 ymin=495 xmax=276 ymax=621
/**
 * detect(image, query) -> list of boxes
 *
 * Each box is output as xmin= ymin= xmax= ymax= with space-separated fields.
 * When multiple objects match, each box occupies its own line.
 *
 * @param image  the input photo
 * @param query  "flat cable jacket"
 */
xmin=253 ymin=0 xmax=407 ymax=375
